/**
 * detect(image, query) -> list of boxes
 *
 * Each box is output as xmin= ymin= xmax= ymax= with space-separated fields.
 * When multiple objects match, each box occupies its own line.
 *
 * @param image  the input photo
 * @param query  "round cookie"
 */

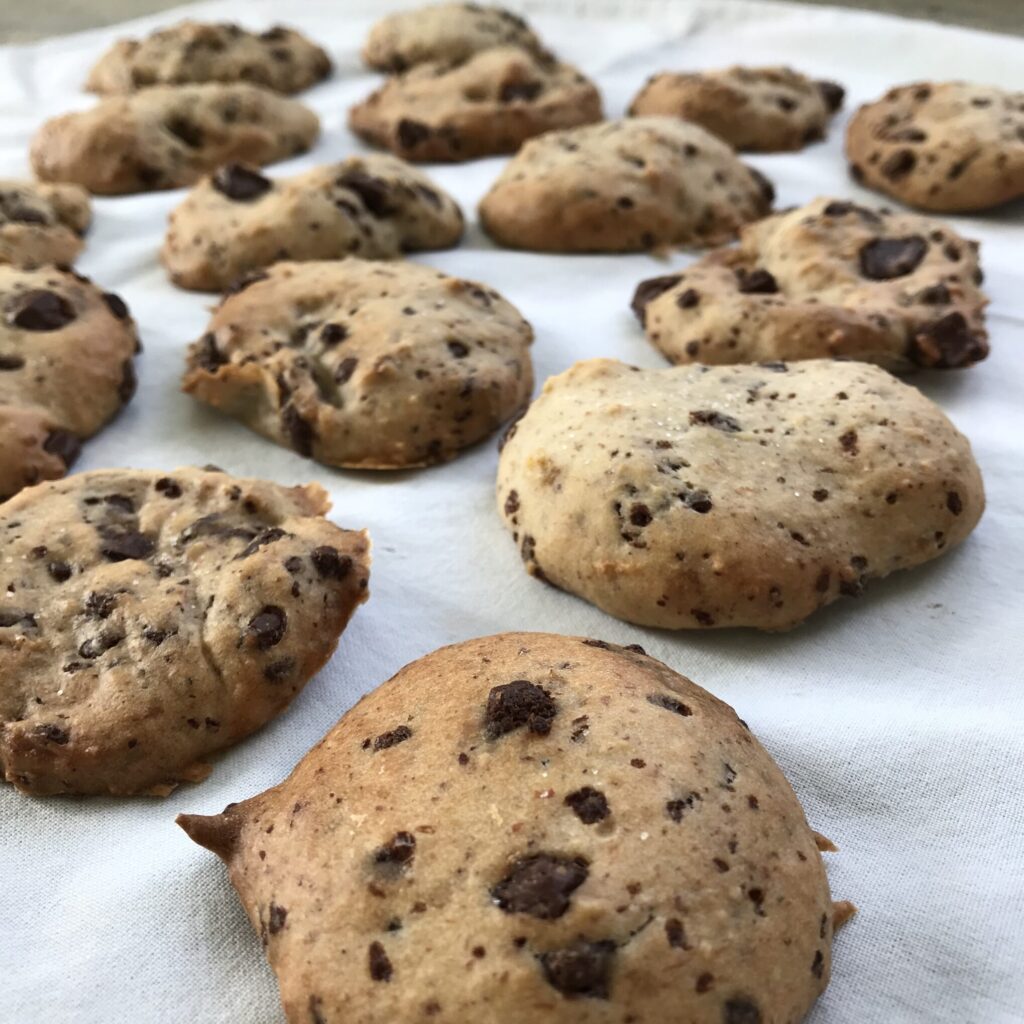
xmin=30 ymin=84 xmax=319 ymax=196
xmin=0 ymin=466 xmax=370 ymax=797
xmin=362 ymin=2 xmax=545 ymax=72
xmin=478 ymin=117 xmax=774 ymax=252
xmin=497 ymin=359 xmax=984 ymax=631
xmin=0 ymin=180 xmax=91 ymax=268
xmin=85 ymin=20 xmax=332 ymax=95
xmin=845 ymin=81 xmax=1024 ymax=212
xmin=0 ymin=264 xmax=139 ymax=502
xmin=632 ymin=197 xmax=989 ymax=372
xmin=182 ymin=259 xmax=534 ymax=469
xmin=628 ymin=66 xmax=845 ymax=152
xmin=178 ymin=631 xmax=850 ymax=1024
xmin=349 ymin=47 xmax=602 ymax=163
xmin=163 ymin=156 xmax=465 ymax=292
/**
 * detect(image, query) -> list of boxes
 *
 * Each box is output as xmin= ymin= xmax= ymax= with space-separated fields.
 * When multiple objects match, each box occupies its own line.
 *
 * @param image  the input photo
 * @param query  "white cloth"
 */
xmin=1 ymin=2 xmax=1022 ymax=1021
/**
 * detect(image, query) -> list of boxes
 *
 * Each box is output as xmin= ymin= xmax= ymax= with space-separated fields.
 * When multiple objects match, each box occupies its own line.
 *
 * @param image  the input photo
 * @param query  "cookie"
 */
xmin=846 ymin=81 xmax=1024 ymax=212
xmin=478 ymin=117 xmax=774 ymax=252
xmin=0 ymin=181 xmax=91 ymax=268
xmin=182 ymin=259 xmax=533 ymax=469
xmin=497 ymin=359 xmax=984 ymax=631
xmin=349 ymin=47 xmax=602 ymax=163
xmin=0 ymin=265 xmax=139 ymax=502
xmin=85 ymin=20 xmax=332 ymax=95
xmin=363 ymin=3 xmax=545 ymax=72
xmin=629 ymin=66 xmax=844 ymax=152
xmin=162 ymin=156 xmax=464 ymax=292
xmin=0 ymin=466 xmax=370 ymax=797
xmin=30 ymin=84 xmax=319 ymax=196
xmin=179 ymin=631 xmax=850 ymax=1023
xmin=632 ymin=197 xmax=989 ymax=372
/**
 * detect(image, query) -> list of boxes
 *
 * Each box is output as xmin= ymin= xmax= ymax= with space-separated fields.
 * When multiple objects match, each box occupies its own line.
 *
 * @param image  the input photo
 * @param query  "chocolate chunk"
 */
xmin=946 ymin=491 xmax=962 ymax=515
xmin=311 ymin=545 xmax=352 ymax=580
xmin=491 ymin=854 xmax=588 ymax=919
xmin=677 ymin=288 xmax=700 ymax=309
xmin=690 ymin=409 xmax=741 ymax=432
xmin=500 ymin=80 xmax=542 ymax=102
xmin=194 ymin=333 xmax=228 ymax=371
xmin=43 ymin=430 xmax=81 ymax=468
xmin=374 ymin=831 xmax=416 ymax=870
xmin=630 ymin=274 xmax=682 ymax=325
xmin=447 ymin=340 xmax=469 ymax=358
xmin=79 ymin=630 xmax=123 ymax=659
xmin=282 ymin=404 xmax=315 ymax=456
xmin=247 ymin=605 xmax=287 ymax=649
xmin=629 ymin=503 xmax=652 ymax=527
xmin=647 ymin=693 xmax=692 ymax=717
xmin=35 ymin=723 xmax=70 ymax=744
xmin=267 ymin=903 xmax=288 ymax=934
xmin=484 ymin=680 xmax=556 ymax=740
xmin=238 ymin=527 xmax=287 ymax=558
xmin=368 ymin=941 xmax=393 ymax=982
xmin=859 ymin=236 xmax=927 ymax=280
xmin=118 ymin=359 xmax=137 ymax=404
xmin=565 ymin=787 xmax=610 ymax=824
xmin=724 ymin=997 xmax=762 ymax=1024
xmin=99 ymin=527 xmax=155 ymax=562
xmin=373 ymin=725 xmax=412 ymax=751
xmin=0 ymin=609 xmax=36 ymax=628
xmin=335 ymin=356 xmax=358 ymax=384
xmin=85 ymin=591 xmax=117 ymax=618
xmin=538 ymin=940 xmax=616 ymax=999
xmin=815 ymin=80 xmax=845 ymax=112
xmin=47 ymin=561 xmax=72 ymax=583
xmin=0 ymin=353 xmax=24 ymax=370
xmin=839 ymin=430 xmax=858 ymax=455
xmin=336 ymin=170 xmax=395 ymax=216
xmin=812 ymin=950 xmax=824 ymax=978
xmin=154 ymin=477 xmax=183 ymax=498
xmin=581 ymin=638 xmax=610 ymax=649
xmin=910 ymin=312 xmax=987 ymax=369
xmin=224 ymin=271 xmax=269 ymax=296
xmin=165 ymin=116 xmax=204 ymax=148
xmin=397 ymin=118 xmax=431 ymax=149
xmin=748 ymin=166 xmax=775 ymax=204
xmin=680 ymin=488 xmax=713 ymax=514
xmin=735 ymin=269 xmax=778 ymax=294
xmin=666 ymin=793 xmax=699 ymax=822
xmin=665 ymin=919 xmax=688 ymax=949
xmin=8 ymin=290 xmax=76 ymax=331
xmin=263 ymin=657 xmax=294 ymax=681
xmin=320 ymin=323 xmax=348 ymax=346
xmin=915 ymin=283 xmax=950 ymax=305
xmin=102 ymin=292 xmax=130 ymax=320
xmin=143 ymin=627 xmax=169 ymax=645
xmin=882 ymin=149 xmax=916 ymax=179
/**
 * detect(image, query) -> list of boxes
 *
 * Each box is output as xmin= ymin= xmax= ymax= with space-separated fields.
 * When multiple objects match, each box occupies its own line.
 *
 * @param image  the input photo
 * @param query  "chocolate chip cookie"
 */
xmin=629 ymin=66 xmax=844 ymax=152
xmin=179 ymin=631 xmax=850 ymax=1023
xmin=162 ymin=156 xmax=464 ymax=292
xmin=0 ymin=466 xmax=370 ymax=796
xmin=497 ymin=359 xmax=984 ymax=631
xmin=846 ymin=81 xmax=1024 ymax=212
xmin=362 ymin=3 xmax=545 ymax=72
xmin=30 ymin=84 xmax=319 ymax=195
xmin=632 ymin=197 xmax=988 ymax=372
xmin=0 ymin=265 xmax=139 ymax=502
xmin=349 ymin=47 xmax=602 ymax=162
xmin=86 ymin=20 xmax=332 ymax=94
xmin=182 ymin=259 xmax=533 ymax=469
xmin=478 ymin=117 xmax=774 ymax=252
xmin=0 ymin=181 xmax=91 ymax=268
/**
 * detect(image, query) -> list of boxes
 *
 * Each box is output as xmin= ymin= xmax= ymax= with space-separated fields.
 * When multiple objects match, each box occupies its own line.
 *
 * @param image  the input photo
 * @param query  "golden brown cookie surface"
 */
xmin=0 ymin=181 xmax=91 ymax=268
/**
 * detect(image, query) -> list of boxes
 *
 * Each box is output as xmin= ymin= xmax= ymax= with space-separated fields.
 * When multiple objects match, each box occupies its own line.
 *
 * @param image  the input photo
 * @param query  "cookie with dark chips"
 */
xmin=179 ymin=631 xmax=851 ymax=1022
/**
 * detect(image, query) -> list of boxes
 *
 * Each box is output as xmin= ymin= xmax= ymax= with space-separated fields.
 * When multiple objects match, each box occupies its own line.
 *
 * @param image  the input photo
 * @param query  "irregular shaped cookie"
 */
xmin=479 ymin=117 xmax=774 ymax=252
xmin=846 ymin=81 xmax=1024 ymax=212
xmin=86 ymin=20 xmax=332 ymax=95
xmin=349 ymin=47 xmax=601 ymax=162
xmin=0 ymin=467 xmax=370 ymax=796
xmin=629 ymin=66 xmax=844 ymax=152
xmin=632 ymin=197 xmax=988 ymax=372
xmin=162 ymin=156 xmax=464 ymax=292
xmin=179 ymin=631 xmax=850 ymax=1023
xmin=497 ymin=359 xmax=984 ymax=631
xmin=182 ymin=260 xmax=533 ymax=468
xmin=0 ymin=181 xmax=91 ymax=267
xmin=363 ymin=2 xmax=545 ymax=72
xmin=0 ymin=265 xmax=139 ymax=502
xmin=30 ymin=84 xmax=319 ymax=195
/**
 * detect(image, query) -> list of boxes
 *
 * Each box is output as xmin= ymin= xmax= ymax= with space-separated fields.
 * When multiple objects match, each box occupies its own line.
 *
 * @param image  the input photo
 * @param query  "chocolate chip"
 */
xmin=368 ymin=941 xmax=392 ymax=982
xmin=154 ymin=477 xmax=182 ymax=498
xmin=311 ymin=545 xmax=352 ymax=580
xmin=665 ymin=919 xmax=688 ymax=949
xmin=337 ymin=170 xmax=395 ymax=216
xmin=666 ymin=793 xmax=699 ymax=822
xmin=320 ymin=323 xmax=348 ymax=346
xmin=916 ymin=283 xmax=950 ymax=305
xmin=690 ymin=409 xmax=741 ymax=432
xmin=724 ymin=997 xmax=762 ymax=1024
xmin=882 ymin=149 xmax=916 ymax=179
xmin=47 ymin=561 xmax=72 ymax=582
xmin=212 ymin=163 xmax=272 ymax=201
xmin=910 ymin=312 xmax=987 ymax=369
xmin=282 ymin=404 xmax=315 ymax=455
xmin=537 ymin=940 xmax=615 ymax=999
xmin=99 ymin=527 xmax=154 ymax=562
xmin=335 ymin=357 xmax=358 ymax=384
xmin=484 ymin=680 xmax=556 ymax=740
xmin=118 ymin=359 xmax=136 ymax=404
xmin=194 ymin=333 xmax=228 ymax=371
xmin=373 ymin=725 xmax=412 ymax=751
xmin=143 ymin=627 xmax=169 ymax=645
xmin=247 ymin=605 xmax=287 ymax=649
xmin=0 ymin=353 xmax=24 ymax=370
xmin=102 ymin=292 xmax=130 ymax=320
xmin=630 ymin=274 xmax=682 ymax=325
xmin=677 ymin=288 xmax=700 ymax=309
xmin=0 ymin=609 xmax=36 ymax=628
xmin=35 ymin=723 xmax=69 ymax=744
xmin=629 ymin=503 xmax=652 ymax=527
xmin=748 ymin=166 xmax=775 ymax=204
xmin=267 ymin=903 xmax=287 ymax=934
xmin=447 ymin=340 xmax=469 ymax=358
xmin=165 ymin=116 xmax=204 ymax=148
xmin=504 ymin=490 xmax=520 ymax=516
xmin=85 ymin=591 xmax=117 ymax=618
xmin=812 ymin=489 xmax=829 ymax=502
xmin=736 ymin=269 xmax=778 ymax=294
xmin=815 ymin=80 xmax=845 ymax=112
xmin=8 ymin=290 xmax=76 ymax=331
xmin=946 ymin=491 xmax=962 ymax=515
xmin=79 ymin=629 xmax=123 ymax=659
xmin=499 ymin=80 xmax=542 ymax=102
xmin=397 ymin=118 xmax=431 ymax=149
xmin=564 ymin=787 xmax=609 ymax=824
xmin=238 ymin=528 xmax=287 ymax=559
xmin=43 ymin=430 xmax=81 ymax=468
xmin=263 ymin=657 xmax=294 ymax=681
xmin=647 ymin=693 xmax=692 ymax=717
xmin=491 ymin=854 xmax=588 ymax=919
xmin=859 ymin=236 xmax=927 ymax=279
xmin=680 ymin=488 xmax=713 ymax=514
xmin=812 ymin=950 xmax=824 ymax=978
xmin=374 ymin=831 xmax=416 ymax=870
xmin=888 ymin=127 xmax=927 ymax=142
xmin=224 ymin=270 xmax=269 ymax=296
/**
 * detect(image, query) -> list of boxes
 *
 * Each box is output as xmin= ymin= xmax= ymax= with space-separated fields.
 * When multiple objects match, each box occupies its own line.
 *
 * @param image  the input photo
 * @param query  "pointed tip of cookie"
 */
xmin=176 ymin=807 xmax=243 ymax=859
